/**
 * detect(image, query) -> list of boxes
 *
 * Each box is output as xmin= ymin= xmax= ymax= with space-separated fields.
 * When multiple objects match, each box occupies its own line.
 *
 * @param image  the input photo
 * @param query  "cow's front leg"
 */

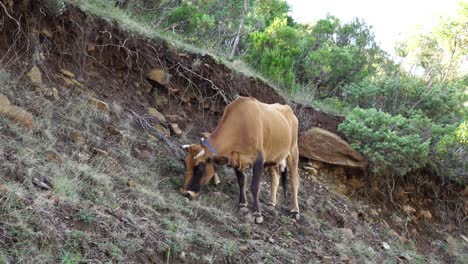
xmin=235 ymin=169 xmax=249 ymax=214
xmin=251 ymin=156 xmax=264 ymax=224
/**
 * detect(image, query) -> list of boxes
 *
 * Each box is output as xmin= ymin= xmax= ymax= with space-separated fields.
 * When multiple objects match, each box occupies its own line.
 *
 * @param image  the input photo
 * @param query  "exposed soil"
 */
xmin=0 ymin=1 xmax=466 ymax=263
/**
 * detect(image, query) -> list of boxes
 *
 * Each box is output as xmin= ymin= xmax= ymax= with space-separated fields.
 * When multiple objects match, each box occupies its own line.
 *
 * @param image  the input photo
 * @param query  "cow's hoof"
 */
xmin=253 ymin=214 xmax=263 ymax=224
xmin=239 ymin=206 xmax=250 ymax=214
xmin=290 ymin=211 xmax=300 ymax=220
xmin=265 ymin=204 xmax=278 ymax=216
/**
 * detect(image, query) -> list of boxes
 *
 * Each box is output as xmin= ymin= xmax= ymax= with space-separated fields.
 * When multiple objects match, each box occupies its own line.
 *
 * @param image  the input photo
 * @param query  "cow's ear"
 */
xmin=214 ymin=156 xmax=228 ymax=165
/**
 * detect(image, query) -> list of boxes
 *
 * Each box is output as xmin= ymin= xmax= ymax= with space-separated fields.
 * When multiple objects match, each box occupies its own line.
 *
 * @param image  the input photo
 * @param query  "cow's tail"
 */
xmin=281 ymin=166 xmax=288 ymax=199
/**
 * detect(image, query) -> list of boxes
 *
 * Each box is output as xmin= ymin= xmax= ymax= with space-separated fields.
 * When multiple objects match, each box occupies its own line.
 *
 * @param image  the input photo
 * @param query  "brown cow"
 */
xmin=180 ymin=96 xmax=300 ymax=223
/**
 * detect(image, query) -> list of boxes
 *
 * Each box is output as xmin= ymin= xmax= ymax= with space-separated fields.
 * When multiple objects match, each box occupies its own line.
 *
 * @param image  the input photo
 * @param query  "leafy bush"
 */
xmin=339 ymin=107 xmax=466 ymax=182
xmin=342 ymin=75 xmax=464 ymax=122
xmin=166 ymin=2 xmax=215 ymax=36
xmin=338 ymin=108 xmax=432 ymax=178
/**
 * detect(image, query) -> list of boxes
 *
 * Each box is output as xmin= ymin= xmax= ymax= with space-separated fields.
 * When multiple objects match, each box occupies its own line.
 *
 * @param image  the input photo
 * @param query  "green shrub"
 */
xmin=166 ymin=2 xmax=215 ymax=36
xmin=338 ymin=108 xmax=431 ymax=178
xmin=339 ymin=107 xmax=466 ymax=182
xmin=342 ymin=75 xmax=464 ymax=122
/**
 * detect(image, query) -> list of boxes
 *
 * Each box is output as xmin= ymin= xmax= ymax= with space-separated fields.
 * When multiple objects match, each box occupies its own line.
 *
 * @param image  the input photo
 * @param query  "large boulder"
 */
xmin=0 ymin=94 xmax=35 ymax=129
xmin=298 ymin=127 xmax=366 ymax=169
xmin=145 ymin=68 xmax=169 ymax=86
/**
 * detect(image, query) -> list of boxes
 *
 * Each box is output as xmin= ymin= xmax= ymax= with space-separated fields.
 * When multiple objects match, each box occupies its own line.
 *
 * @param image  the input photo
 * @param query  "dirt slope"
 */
xmin=0 ymin=1 xmax=466 ymax=263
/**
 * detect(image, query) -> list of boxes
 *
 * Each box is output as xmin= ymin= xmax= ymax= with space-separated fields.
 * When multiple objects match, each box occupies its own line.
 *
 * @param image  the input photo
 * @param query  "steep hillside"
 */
xmin=0 ymin=1 xmax=466 ymax=263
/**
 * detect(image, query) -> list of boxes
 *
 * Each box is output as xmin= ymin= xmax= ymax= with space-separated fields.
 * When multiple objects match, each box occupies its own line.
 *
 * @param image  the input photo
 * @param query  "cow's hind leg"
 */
xmin=286 ymin=146 xmax=300 ymax=220
xmin=251 ymin=155 xmax=264 ymax=224
xmin=267 ymin=166 xmax=280 ymax=208
xmin=235 ymin=169 xmax=249 ymax=214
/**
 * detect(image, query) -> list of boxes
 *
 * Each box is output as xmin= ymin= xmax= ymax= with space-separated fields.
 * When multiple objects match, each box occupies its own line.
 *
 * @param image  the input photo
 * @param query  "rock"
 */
xmin=168 ymin=88 xmax=179 ymax=95
xmin=239 ymin=245 xmax=248 ymax=252
xmin=398 ymin=235 xmax=410 ymax=245
xmin=47 ymin=151 xmax=64 ymax=165
xmin=87 ymin=43 xmax=96 ymax=52
xmin=0 ymin=94 xmax=10 ymax=106
xmin=169 ymin=123 xmax=182 ymax=137
xmin=147 ymin=108 xmax=166 ymax=123
xmin=298 ymin=127 xmax=366 ymax=169
xmin=89 ymin=97 xmax=110 ymax=112
xmin=179 ymin=251 xmax=186 ymax=260
xmin=145 ymin=68 xmax=169 ymax=86
xmin=369 ymin=209 xmax=379 ymax=217
xmin=50 ymin=87 xmax=59 ymax=100
xmin=460 ymin=234 xmax=468 ymax=243
xmin=146 ymin=133 xmax=159 ymax=142
xmin=32 ymin=177 xmax=52 ymax=190
xmin=108 ymin=125 xmax=123 ymax=136
xmin=461 ymin=186 xmax=468 ymax=196
xmin=39 ymin=87 xmax=59 ymax=100
xmin=155 ymin=95 xmax=168 ymax=107
xmin=63 ymin=77 xmax=75 ymax=86
xmin=108 ymin=126 xmax=129 ymax=143
xmin=179 ymin=96 xmax=190 ymax=104
xmin=70 ymin=129 xmax=86 ymax=145
xmin=398 ymin=252 xmax=412 ymax=261
xmin=40 ymin=27 xmax=53 ymax=38
xmin=27 ymin=65 xmax=42 ymax=84
xmin=127 ymin=180 xmax=137 ymax=187
xmin=63 ymin=78 xmax=83 ymax=87
xmin=60 ymin=69 xmax=75 ymax=78
xmin=93 ymin=148 xmax=108 ymax=156
xmin=268 ymin=237 xmax=275 ymax=244
xmin=340 ymin=228 xmax=354 ymax=240
xmin=0 ymin=94 xmax=35 ymax=129
xmin=153 ymin=124 xmax=170 ymax=137
xmin=445 ymin=235 xmax=456 ymax=246
xmin=417 ymin=210 xmax=432 ymax=220
xmin=340 ymin=255 xmax=350 ymax=262
xmin=166 ymin=114 xmax=184 ymax=123
xmin=322 ymin=256 xmax=332 ymax=264
xmin=0 ymin=184 xmax=9 ymax=195
xmin=380 ymin=242 xmax=390 ymax=250
xmin=137 ymin=150 xmax=153 ymax=160
xmin=402 ymin=205 xmax=416 ymax=214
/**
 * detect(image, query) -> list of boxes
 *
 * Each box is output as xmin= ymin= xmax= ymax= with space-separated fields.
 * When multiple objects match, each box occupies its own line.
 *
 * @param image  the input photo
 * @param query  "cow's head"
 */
xmin=180 ymin=142 xmax=218 ymax=199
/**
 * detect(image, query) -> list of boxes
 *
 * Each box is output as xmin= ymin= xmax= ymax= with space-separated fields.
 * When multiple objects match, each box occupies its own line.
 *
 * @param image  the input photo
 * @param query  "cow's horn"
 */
xmin=194 ymin=149 xmax=205 ymax=159
xmin=181 ymin=144 xmax=191 ymax=149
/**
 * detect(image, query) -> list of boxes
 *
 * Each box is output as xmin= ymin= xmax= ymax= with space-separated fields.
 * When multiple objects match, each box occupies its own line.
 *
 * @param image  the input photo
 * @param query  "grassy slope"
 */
xmin=3 ymin=65 xmax=464 ymax=264
xmin=0 ymin=1 xmax=466 ymax=264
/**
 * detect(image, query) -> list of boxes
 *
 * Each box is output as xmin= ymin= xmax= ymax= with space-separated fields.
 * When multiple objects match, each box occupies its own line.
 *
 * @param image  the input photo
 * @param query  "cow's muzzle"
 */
xmin=180 ymin=188 xmax=198 ymax=200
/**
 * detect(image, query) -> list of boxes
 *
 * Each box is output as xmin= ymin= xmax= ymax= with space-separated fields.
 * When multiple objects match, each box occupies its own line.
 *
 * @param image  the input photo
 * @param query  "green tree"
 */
xmin=246 ymin=16 xmax=302 ymax=90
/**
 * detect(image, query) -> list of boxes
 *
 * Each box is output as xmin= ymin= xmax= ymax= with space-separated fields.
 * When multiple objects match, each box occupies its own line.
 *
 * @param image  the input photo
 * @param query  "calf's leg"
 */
xmin=235 ymin=169 xmax=249 ymax=214
xmin=251 ymin=155 xmax=264 ymax=224
xmin=287 ymin=146 xmax=300 ymax=220
xmin=267 ymin=166 xmax=280 ymax=207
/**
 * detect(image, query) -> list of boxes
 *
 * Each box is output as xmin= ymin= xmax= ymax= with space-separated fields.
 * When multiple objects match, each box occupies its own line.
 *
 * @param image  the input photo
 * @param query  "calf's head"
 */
xmin=180 ymin=143 xmax=217 ymax=199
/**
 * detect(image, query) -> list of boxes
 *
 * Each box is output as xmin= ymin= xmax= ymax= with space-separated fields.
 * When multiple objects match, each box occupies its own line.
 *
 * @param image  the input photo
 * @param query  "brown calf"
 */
xmin=180 ymin=96 xmax=300 ymax=223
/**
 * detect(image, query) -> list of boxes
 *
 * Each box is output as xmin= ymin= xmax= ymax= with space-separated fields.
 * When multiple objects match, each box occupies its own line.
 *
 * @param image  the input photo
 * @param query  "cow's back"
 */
xmin=213 ymin=96 xmax=297 ymax=162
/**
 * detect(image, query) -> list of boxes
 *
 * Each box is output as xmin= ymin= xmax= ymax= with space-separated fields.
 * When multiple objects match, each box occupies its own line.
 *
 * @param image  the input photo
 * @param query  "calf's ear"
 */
xmin=214 ymin=156 xmax=228 ymax=165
